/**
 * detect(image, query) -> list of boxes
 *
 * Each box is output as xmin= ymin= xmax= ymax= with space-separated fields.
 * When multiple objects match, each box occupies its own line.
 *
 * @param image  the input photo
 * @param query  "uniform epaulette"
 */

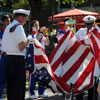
xmin=10 ymin=24 xmax=20 ymax=32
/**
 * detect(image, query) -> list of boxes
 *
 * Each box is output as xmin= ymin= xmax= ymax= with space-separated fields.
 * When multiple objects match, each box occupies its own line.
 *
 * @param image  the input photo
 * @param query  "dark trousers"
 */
xmin=4 ymin=55 xmax=26 ymax=100
xmin=29 ymin=73 xmax=45 ymax=96
xmin=76 ymin=92 xmax=84 ymax=100
xmin=76 ymin=86 xmax=94 ymax=100
xmin=0 ymin=55 xmax=5 ymax=98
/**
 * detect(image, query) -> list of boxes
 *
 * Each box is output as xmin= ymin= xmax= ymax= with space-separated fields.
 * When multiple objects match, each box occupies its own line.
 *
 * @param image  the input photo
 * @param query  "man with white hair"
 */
xmin=75 ymin=15 xmax=97 ymax=100
xmin=2 ymin=9 xmax=33 ymax=100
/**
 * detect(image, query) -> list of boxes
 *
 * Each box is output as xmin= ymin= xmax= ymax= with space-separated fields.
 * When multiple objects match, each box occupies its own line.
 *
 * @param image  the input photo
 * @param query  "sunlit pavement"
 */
xmin=2 ymin=88 xmax=89 ymax=100
xmin=2 ymin=88 xmax=100 ymax=100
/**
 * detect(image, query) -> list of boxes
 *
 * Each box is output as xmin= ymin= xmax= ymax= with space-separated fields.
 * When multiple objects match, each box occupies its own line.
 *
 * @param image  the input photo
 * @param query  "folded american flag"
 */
xmin=33 ymin=39 xmax=52 ymax=86
xmin=33 ymin=28 xmax=100 ymax=94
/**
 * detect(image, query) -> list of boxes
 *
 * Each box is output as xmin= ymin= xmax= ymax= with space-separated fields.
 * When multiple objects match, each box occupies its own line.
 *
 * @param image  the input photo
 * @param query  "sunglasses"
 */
xmin=85 ymin=22 xmax=93 ymax=26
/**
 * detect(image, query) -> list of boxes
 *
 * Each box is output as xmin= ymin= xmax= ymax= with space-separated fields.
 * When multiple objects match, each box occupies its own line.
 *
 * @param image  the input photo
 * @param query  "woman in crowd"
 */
xmin=27 ymin=20 xmax=49 ymax=99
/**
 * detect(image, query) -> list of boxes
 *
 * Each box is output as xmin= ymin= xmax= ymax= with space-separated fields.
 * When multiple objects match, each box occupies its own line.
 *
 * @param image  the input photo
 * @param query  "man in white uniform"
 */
xmin=2 ymin=9 xmax=33 ymax=100
xmin=75 ymin=16 xmax=96 ymax=41
xmin=75 ymin=15 xmax=97 ymax=100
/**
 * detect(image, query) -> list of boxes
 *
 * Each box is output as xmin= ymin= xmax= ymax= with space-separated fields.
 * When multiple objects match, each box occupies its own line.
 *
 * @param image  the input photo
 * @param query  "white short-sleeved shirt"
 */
xmin=2 ymin=20 xmax=27 ymax=56
xmin=75 ymin=27 xmax=94 ymax=41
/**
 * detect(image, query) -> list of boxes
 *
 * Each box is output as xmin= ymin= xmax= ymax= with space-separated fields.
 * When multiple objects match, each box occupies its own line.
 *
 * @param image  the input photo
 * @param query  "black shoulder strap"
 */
xmin=10 ymin=24 xmax=20 ymax=32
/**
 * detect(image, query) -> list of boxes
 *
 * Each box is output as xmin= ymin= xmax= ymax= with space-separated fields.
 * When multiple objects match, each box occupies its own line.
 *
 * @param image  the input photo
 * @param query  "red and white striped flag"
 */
xmin=49 ymin=28 xmax=100 ymax=94
xmin=34 ymin=38 xmax=52 ymax=76
xmin=33 ymin=28 xmax=100 ymax=94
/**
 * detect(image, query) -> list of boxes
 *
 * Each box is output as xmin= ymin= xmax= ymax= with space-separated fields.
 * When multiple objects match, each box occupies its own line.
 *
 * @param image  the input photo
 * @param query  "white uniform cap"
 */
xmin=83 ymin=15 xmax=96 ymax=24
xmin=13 ymin=9 xmax=30 ymax=16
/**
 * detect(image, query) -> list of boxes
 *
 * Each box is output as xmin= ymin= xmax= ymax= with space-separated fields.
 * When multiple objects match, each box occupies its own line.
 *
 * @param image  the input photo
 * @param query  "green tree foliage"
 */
xmin=0 ymin=0 xmax=86 ymax=26
xmin=0 ymin=0 xmax=6 ymax=6
xmin=0 ymin=0 xmax=29 ymax=9
xmin=56 ymin=0 xmax=85 ymax=7
xmin=59 ymin=0 xmax=85 ymax=5
xmin=12 ymin=0 xmax=29 ymax=9
xmin=0 ymin=0 xmax=86 ymax=10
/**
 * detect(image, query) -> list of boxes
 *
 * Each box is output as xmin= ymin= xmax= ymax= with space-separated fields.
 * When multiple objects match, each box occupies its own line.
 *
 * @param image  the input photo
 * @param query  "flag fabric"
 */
xmin=49 ymin=28 xmax=100 ymax=94
xmin=26 ymin=42 xmax=34 ymax=73
xmin=33 ymin=28 xmax=100 ymax=94
xmin=33 ymin=39 xmax=59 ymax=92
xmin=26 ymin=37 xmax=52 ymax=86
xmin=33 ymin=39 xmax=52 ymax=85
xmin=34 ymin=38 xmax=50 ymax=70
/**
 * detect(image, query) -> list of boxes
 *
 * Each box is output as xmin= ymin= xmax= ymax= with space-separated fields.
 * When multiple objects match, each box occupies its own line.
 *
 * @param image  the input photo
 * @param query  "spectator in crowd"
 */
xmin=2 ymin=9 xmax=32 ymax=100
xmin=49 ymin=26 xmax=57 ymax=36
xmin=75 ymin=15 xmax=98 ymax=100
xmin=27 ymin=20 xmax=49 ymax=99
xmin=56 ymin=17 xmax=71 ymax=42
xmin=39 ymin=26 xmax=50 ymax=49
xmin=0 ymin=15 xmax=11 ymax=100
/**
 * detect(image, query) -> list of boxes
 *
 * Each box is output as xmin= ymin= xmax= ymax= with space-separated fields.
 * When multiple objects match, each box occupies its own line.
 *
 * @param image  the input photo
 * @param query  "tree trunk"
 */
xmin=28 ymin=0 xmax=42 ymax=21
xmin=6 ymin=0 xmax=12 ymax=9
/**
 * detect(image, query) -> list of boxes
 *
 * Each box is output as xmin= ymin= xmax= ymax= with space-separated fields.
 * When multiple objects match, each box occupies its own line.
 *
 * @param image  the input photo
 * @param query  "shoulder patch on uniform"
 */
xmin=10 ymin=24 xmax=20 ymax=32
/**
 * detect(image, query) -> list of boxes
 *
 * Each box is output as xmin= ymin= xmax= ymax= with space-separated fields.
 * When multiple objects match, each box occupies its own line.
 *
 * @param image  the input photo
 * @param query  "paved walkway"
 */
xmin=2 ymin=87 xmax=100 ymax=100
xmin=2 ymin=88 xmax=89 ymax=100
